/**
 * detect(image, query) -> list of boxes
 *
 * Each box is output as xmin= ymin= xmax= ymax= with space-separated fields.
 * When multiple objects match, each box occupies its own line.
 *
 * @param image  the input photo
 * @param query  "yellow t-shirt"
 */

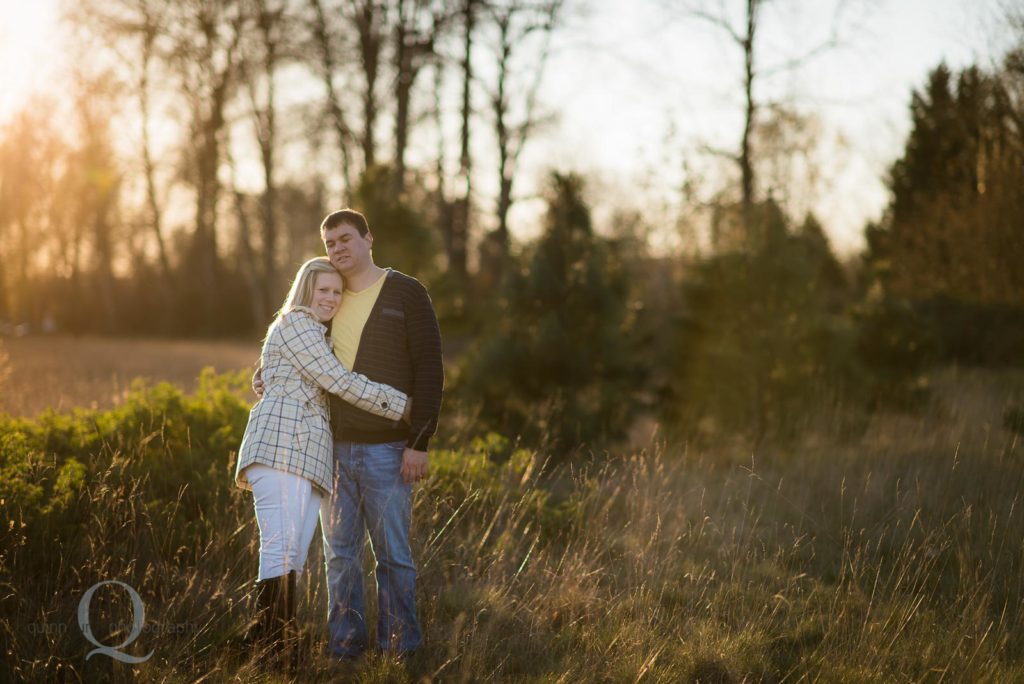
xmin=330 ymin=271 xmax=387 ymax=369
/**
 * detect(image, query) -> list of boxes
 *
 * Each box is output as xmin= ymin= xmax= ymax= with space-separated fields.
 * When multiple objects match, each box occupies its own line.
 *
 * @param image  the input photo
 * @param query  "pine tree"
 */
xmin=875 ymin=63 xmax=1024 ymax=306
xmin=864 ymin=58 xmax=1024 ymax=364
xmin=459 ymin=172 xmax=642 ymax=449
xmin=670 ymin=200 xmax=859 ymax=443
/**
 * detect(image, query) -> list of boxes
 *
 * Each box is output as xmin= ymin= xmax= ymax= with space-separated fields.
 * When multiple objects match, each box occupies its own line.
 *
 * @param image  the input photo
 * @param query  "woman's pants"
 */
xmin=246 ymin=464 xmax=322 ymax=580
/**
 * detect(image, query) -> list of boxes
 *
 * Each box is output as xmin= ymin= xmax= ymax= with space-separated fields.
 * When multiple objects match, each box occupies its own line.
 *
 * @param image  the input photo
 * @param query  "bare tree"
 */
xmin=135 ymin=0 xmax=174 ymax=292
xmin=71 ymin=83 xmax=122 ymax=330
xmin=225 ymin=133 xmax=268 ymax=326
xmin=429 ymin=59 xmax=460 ymax=278
xmin=482 ymin=0 xmax=563 ymax=263
xmin=430 ymin=60 xmax=448 ymax=199
xmin=351 ymin=0 xmax=387 ymax=170
xmin=0 ymin=107 xmax=61 ymax=324
xmin=446 ymin=0 xmax=478 ymax=284
xmin=308 ymin=0 xmax=357 ymax=199
xmin=69 ymin=0 xmax=176 ymax=298
xmin=678 ymin=0 xmax=844 ymax=247
xmin=239 ymin=0 xmax=295 ymax=320
xmin=391 ymin=0 xmax=451 ymax=193
xmin=169 ymin=0 xmax=246 ymax=319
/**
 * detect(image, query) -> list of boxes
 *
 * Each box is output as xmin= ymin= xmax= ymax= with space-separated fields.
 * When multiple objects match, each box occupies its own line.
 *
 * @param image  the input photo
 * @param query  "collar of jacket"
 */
xmin=284 ymin=306 xmax=324 ymax=324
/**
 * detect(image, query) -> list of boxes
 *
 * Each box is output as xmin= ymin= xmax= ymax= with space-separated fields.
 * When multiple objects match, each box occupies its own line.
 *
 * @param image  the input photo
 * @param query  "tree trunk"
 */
xmin=392 ymin=0 xmax=437 ymax=196
xmin=309 ymin=0 xmax=355 ymax=201
xmin=255 ymin=0 xmax=279 ymax=317
xmin=740 ymin=0 xmax=758 ymax=246
xmin=194 ymin=107 xmax=223 ymax=307
xmin=394 ymin=5 xmax=411 ymax=193
xmin=92 ymin=201 xmax=119 ymax=331
xmin=451 ymin=0 xmax=475 ymax=282
xmin=232 ymin=184 xmax=268 ymax=328
xmin=355 ymin=0 xmax=383 ymax=170
xmin=190 ymin=16 xmax=242 ymax=327
xmin=493 ymin=18 xmax=512 ymax=258
xmin=486 ymin=0 xmax=562 ymax=272
xmin=139 ymin=32 xmax=174 ymax=300
xmin=432 ymin=62 xmax=456 ymax=267
xmin=15 ymin=218 xmax=28 ymax=323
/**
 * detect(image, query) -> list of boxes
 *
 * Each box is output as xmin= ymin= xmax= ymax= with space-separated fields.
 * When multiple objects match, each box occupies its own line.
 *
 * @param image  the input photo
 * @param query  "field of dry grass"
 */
xmin=0 ymin=335 xmax=259 ymax=416
xmin=2 ymin=336 xmax=1024 ymax=682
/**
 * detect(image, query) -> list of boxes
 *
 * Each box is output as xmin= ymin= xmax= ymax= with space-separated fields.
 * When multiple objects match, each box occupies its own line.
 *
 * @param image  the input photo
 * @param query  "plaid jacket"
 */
xmin=235 ymin=307 xmax=408 ymax=494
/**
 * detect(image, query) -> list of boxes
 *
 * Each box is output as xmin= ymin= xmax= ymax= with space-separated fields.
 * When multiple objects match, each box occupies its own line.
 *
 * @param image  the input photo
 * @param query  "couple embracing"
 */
xmin=233 ymin=208 xmax=443 ymax=668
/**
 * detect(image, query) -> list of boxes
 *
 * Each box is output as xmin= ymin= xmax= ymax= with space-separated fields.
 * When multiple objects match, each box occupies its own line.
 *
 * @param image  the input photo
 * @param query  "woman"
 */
xmin=234 ymin=256 xmax=408 ymax=665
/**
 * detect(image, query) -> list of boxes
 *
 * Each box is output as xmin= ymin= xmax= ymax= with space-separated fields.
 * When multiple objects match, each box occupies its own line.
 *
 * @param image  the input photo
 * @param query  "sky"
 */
xmin=0 ymin=1 xmax=61 ymax=117
xmin=0 ymin=0 xmax=1014 ymax=255
xmin=511 ymin=0 xmax=1012 ymax=253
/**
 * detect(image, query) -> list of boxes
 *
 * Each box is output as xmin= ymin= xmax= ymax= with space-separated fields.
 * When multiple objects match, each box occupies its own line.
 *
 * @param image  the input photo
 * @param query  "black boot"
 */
xmin=280 ymin=570 xmax=299 ymax=673
xmin=242 ymin=574 xmax=286 ymax=667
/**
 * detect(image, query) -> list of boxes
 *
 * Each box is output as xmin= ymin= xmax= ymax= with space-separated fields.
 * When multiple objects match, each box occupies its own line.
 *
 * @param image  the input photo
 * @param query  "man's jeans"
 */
xmin=322 ymin=440 xmax=421 ymax=657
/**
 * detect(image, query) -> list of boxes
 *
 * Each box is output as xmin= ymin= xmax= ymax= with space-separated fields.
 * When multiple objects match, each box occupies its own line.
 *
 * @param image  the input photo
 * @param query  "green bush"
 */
xmin=0 ymin=369 xmax=251 ymax=540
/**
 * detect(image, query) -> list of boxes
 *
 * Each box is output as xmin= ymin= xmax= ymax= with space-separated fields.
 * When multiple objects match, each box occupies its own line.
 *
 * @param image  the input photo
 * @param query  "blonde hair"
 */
xmin=275 ymin=257 xmax=342 ymax=319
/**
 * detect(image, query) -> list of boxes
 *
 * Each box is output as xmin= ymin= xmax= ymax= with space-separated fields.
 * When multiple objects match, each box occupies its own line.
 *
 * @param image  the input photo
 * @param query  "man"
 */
xmin=318 ymin=208 xmax=443 ymax=660
xmin=255 ymin=208 xmax=443 ymax=660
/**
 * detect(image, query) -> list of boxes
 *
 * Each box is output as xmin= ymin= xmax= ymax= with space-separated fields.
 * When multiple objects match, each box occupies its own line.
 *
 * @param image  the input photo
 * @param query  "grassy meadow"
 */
xmin=2 ymin=338 xmax=1024 ymax=682
xmin=0 ymin=335 xmax=258 ymax=417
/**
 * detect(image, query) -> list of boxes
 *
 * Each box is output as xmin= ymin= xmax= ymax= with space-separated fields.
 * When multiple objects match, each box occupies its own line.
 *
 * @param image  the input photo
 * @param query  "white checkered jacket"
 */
xmin=235 ymin=307 xmax=408 ymax=495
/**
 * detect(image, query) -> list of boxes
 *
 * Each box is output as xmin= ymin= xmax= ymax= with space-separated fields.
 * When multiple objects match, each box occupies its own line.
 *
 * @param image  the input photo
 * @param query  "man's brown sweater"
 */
xmin=328 ymin=269 xmax=444 ymax=451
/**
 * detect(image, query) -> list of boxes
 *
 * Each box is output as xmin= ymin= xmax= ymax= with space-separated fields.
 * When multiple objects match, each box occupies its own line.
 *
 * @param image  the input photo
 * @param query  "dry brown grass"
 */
xmin=0 ymin=334 xmax=259 ymax=416
xmin=0 ymin=338 xmax=10 ymax=386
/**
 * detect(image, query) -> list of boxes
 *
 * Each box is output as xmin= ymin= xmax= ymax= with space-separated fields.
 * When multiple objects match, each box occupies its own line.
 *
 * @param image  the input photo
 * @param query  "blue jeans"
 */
xmin=322 ymin=440 xmax=421 ymax=657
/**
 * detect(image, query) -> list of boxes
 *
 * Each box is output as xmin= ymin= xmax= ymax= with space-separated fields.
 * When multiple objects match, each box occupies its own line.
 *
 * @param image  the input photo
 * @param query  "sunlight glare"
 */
xmin=0 ymin=0 xmax=61 ymax=121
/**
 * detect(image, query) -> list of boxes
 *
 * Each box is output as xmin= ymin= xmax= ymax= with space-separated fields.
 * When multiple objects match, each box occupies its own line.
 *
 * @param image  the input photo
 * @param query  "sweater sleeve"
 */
xmin=404 ymin=281 xmax=444 ymax=450
xmin=278 ymin=310 xmax=408 ymax=422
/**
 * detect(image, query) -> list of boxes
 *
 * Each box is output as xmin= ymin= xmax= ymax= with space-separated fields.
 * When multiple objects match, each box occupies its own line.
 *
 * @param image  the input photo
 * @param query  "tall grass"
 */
xmin=2 ymin=369 xmax=1023 ymax=682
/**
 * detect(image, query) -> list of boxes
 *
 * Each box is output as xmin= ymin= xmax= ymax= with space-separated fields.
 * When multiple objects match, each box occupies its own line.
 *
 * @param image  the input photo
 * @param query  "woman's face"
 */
xmin=311 ymin=270 xmax=344 ymax=321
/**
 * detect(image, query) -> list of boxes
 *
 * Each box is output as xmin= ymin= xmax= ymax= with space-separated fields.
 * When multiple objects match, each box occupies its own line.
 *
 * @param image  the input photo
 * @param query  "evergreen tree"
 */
xmin=873 ymin=63 xmax=1024 ymax=306
xmin=459 ymin=172 xmax=643 ymax=449
xmin=865 ymin=59 xmax=1024 ymax=364
xmin=669 ymin=200 xmax=860 ymax=443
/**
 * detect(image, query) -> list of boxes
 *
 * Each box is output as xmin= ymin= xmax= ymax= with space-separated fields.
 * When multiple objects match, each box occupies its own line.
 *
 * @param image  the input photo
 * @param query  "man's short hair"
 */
xmin=320 ymin=209 xmax=369 ymax=237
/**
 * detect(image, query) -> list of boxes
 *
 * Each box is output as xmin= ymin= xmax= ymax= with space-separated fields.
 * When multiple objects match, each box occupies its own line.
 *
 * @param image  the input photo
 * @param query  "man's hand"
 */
xmin=402 ymin=399 xmax=413 ymax=425
xmin=252 ymin=368 xmax=265 ymax=399
xmin=400 ymin=448 xmax=428 ymax=484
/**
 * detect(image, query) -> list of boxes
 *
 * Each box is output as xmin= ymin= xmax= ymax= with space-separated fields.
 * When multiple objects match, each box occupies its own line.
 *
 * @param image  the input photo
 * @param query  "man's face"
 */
xmin=323 ymin=223 xmax=372 ymax=275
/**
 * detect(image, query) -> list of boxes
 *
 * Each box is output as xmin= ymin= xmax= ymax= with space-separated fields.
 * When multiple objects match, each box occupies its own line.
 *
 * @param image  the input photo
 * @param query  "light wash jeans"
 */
xmin=246 ymin=464 xmax=322 ymax=580
xmin=322 ymin=440 xmax=421 ymax=657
